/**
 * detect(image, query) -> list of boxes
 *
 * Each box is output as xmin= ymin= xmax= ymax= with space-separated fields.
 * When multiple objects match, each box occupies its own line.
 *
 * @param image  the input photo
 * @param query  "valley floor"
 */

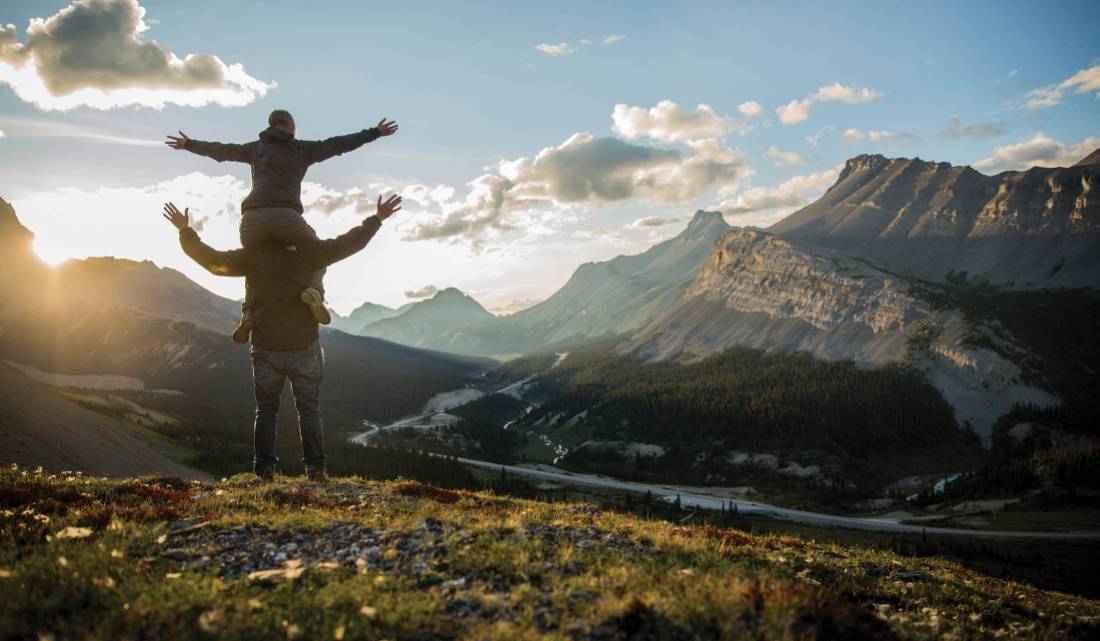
xmin=2 ymin=467 xmax=1099 ymax=640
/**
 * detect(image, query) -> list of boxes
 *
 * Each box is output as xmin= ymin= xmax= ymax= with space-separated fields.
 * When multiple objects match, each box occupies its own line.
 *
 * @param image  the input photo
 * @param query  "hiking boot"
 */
xmin=300 ymin=288 xmax=332 ymax=325
xmin=257 ymin=468 xmax=275 ymax=483
xmin=232 ymin=316 xmax=253 ymax=344
xmin=306 ymin=468 xmax=329 ymax=484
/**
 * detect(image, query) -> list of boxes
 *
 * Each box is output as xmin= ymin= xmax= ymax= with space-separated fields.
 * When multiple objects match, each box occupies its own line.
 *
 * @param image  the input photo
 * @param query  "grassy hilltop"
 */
xmin=2 ymin=467 xmax=1098 ymax=641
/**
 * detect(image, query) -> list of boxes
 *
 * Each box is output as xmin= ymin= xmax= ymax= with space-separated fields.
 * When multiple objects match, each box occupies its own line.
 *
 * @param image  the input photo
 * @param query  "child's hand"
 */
xmin=162 ymin=202 xmax=190 ymax=230
xmin=375 ymin=194 xmax=402 ymax=221
xmin=164 ymin=131 xmax=191 ymax=150
xmin=376 ymin=118 xmax=399 ymax=136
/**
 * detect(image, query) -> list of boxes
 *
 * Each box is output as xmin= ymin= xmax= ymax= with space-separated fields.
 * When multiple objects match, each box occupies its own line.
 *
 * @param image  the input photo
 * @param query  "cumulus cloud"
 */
xmin=840 ymin=128 xmax=918 ymax=147
xmin=775 ymin=100 xmax=812 ymax=126
xmin=715 ymin=166 xmax=841 ymax=218
xmin=404 ymin=132 xmax=751 ymax=244
xmin=612 ymin=100 xmax=738 ymax=143
xmin=602 ymin=35 xmax=626 ymax=45
xmin=939 ymin=117 xmax=1006 ymax=140
xmin=404 ymin=285 xmax=439 ymax=299
xmin=973 ymin=133 xmax=1100 ymax=173
xmin=1023 ymin=63 xmax=1100 ymax=110
xmin=534 ymin=42 xmax=577 ymax=56
xmin=0 ymin=0 xmax=273 ymax=111
xmin=628 ymin=215 xmax=681 ymax=229
xmin=737 ymin=100 xmax=763 ymax=118
xmin=765 ymin=146 xmax=808 ymax=167
xmin=776 ymin=82 xmax=884 ymax=125
xmin=0 ymin=130 xmax=5 ymax=139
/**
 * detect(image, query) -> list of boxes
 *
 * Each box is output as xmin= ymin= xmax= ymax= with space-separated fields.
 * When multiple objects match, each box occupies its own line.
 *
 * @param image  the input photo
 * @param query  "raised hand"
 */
xmin=164 ymin=130 xmax=190 ymax=150
xmin=375 ymin=194 xmax=402 ymax=221
xmin=376 ymin=118 xmax=399 ymax=137
xmin=162 ymin=202 xmax=190 ymax=230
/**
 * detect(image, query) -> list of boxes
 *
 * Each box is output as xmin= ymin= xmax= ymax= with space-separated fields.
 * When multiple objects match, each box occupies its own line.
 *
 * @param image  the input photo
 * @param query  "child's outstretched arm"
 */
xmin=165 ymin=131 xmax=252 ymax=163
xmin=301 ymin=118 xmax=398 ymax=166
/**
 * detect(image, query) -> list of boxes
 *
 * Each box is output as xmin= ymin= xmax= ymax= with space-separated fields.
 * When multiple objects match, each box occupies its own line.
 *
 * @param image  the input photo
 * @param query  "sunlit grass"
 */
xmin=1 ymin=464 xmax=1097 ymax=640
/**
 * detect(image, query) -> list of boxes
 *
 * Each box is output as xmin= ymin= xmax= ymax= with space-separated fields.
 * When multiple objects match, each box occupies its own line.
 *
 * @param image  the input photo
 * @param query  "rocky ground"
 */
xmin=2 ymin=467 xmax=1099 ymax=640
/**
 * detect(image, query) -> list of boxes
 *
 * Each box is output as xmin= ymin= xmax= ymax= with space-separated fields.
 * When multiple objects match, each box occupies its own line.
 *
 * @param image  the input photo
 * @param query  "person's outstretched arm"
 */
xmin=301 ymin=118 xmax=398 ymax=166
xmin=162 ymin=202 xmax=250 ymax=276
xmin=165 ymin=131 xmax=252 ymax=164
xmin=310 ymin=194 xmax=402 ymax=269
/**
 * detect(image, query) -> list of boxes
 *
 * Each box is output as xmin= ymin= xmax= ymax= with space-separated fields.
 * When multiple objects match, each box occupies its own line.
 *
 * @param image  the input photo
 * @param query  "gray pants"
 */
xmin=251 ymin=340 xmax=325 ymax=474
xmin=239 ymin=207 xmax=324 ymax=315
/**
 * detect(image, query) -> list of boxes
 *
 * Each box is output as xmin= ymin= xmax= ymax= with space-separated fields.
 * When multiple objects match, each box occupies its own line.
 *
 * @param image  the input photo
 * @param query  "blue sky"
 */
xmin=1 ymin=0 xmax=1098 ymax=312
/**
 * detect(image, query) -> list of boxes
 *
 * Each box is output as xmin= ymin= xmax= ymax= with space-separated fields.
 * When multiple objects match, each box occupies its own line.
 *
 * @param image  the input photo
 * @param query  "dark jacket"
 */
xmin=179 ymin=217 xmax=382 ymax=351
xmin=184 ymin=126 xmax=381 ymax=213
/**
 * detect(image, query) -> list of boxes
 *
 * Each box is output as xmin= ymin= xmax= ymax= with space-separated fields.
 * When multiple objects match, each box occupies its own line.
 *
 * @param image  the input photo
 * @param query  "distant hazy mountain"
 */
xmin=510 ymin=210 xmax=732 ymax=345
xmin=358 ymin=287 xmax=498 ymax=349
xmin=329 ymin=301 xmax=401 ymax=334
xmin=770 ymin=150 xmax=1100 ymax=288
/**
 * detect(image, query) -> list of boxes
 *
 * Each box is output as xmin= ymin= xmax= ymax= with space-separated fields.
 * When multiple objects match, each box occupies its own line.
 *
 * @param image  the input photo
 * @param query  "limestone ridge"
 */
xmin=626 ymin=229 xmax=1057 ymax=440
xmin=770 ymin=151 xmax=1100 ymax=288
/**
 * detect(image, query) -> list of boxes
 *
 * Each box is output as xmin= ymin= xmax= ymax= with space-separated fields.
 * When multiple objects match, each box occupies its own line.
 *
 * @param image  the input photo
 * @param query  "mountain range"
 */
xmin=2 ymin=147 xmax=1097 ymax=475
xmin=770 ymin=152 xmax=1100 ymax=287
xmin=331 ymin=210 xmax=734 ymax=357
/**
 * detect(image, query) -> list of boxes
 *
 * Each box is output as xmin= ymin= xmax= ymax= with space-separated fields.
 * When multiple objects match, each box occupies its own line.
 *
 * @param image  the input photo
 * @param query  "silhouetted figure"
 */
xmin=166 ymin=110 xmax=398 ymax=342
xmin=161 ymin=195 xmax=402 ymax=482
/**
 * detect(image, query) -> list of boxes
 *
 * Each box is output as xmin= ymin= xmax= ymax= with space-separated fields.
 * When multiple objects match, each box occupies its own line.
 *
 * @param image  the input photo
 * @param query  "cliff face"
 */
xmin=626 ymin=230 xmax=1056 ymax=440
xmin=769 ymin=152 xmax=1100 ymax=288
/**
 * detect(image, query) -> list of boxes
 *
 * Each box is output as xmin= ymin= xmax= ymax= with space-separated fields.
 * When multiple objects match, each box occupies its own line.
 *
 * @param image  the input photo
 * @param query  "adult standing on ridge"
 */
xmin=161 ymin=194 xmax=403 ymax=483
xmin=165 ymin=110 xmax=399 ymax=343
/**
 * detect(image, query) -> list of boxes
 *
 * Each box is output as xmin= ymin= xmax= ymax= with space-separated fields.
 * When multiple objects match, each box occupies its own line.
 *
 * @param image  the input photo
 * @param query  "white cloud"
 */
xmin=737 ymin=101 xmax=763 ymax=118
xmin=1023 ymin=63 xmax=1100 ymax=110
xmin=602 ymin=35 xmax=626 ymax=45
xmin=973 ymin=133 xmax=1100 ymax=173
xmin=404 ymin=132 xmax=751 ymax=244
xmin=628 ymin=215 xmax=681 ymax=229
xmin=841 ymin=128 xmax=864 ymax=143
xmin=776 ymin=82 xmax=884 ymax=125
xmin=840 ymin=128 xmax=918 ymax=147
xmin=0 ymin=130 xmax=5 ymax=139
xmin=0 ymin=1 xmax=273 ymax=111
xmin=404 ymin=285 xmax=439 ymax=299
xmin=938 ymin=117 xmax=1005 ymax=140
xmin=612 ymin=100 xmax=737 ymax=143
xmin=765 ymin=146 xmax=808 ymax=167
xmin=776 ymin=99 xmax=812 ymax=125
xmin=714 ymin=166 xmax=841 ymax=225
xmin=534 ymin=42 xmax=577 ymax=57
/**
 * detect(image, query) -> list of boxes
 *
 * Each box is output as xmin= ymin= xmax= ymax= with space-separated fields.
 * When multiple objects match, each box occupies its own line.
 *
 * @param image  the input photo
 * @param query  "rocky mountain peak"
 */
xmin=0 ymin=196 xmax=36 ymax=255
xmin=1074 ymin=148 xmax=1100 ymax=167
